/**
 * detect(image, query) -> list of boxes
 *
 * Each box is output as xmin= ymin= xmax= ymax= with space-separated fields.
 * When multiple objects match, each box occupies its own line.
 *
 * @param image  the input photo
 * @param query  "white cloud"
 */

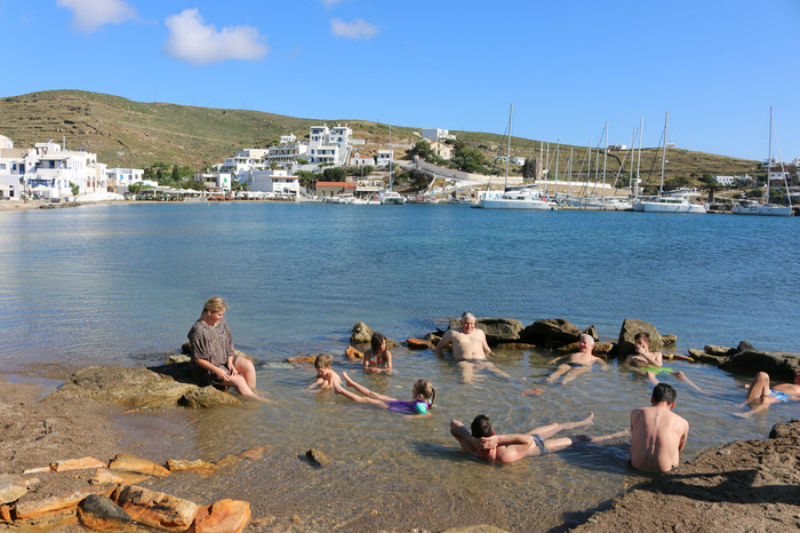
xmin=56 ymin=0 xmax=135 ymax=34
xmin=330 ymin=18 xmax=378 ymax=40
xmin=163 ymin=8 xmax=268 ymax=66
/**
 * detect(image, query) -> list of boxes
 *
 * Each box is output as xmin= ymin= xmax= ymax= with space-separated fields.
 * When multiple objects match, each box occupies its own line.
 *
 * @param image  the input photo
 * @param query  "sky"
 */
xmin=1 ymin=0 xmax=798 ymax=161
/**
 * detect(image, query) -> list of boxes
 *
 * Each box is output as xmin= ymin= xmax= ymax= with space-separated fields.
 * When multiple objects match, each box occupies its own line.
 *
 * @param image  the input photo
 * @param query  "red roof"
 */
xmin=316 ymin=181 xmax=356 ymax=188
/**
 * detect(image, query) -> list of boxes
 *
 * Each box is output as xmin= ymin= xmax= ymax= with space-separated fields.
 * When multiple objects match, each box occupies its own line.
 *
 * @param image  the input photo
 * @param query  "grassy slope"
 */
xmin=0 ymin=90 xmax=758 ymax=186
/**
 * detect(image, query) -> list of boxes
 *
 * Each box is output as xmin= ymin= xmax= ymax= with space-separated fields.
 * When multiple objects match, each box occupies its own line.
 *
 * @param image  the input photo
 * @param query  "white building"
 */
xmin=349 ymin=153 xmax=375 ymax=167
xmin=308 ymin=125 xmax=352 ymax=166
xmin=376 ymin=149 xmax=393 ymax=168
xmin=220 ymin=149 xmax=269 ymax=183
xmin=249 ymin=169 xmax=300 ymax=197
xmin=714 ymin=175 xmax=735 ymax=186
xmin=106 ymin=167 xmax=146 ymax=193
xmin=422 ymin=128 xmax=453 ymax=142
xmin=24 ymin=141 xmax=107 ymax=199
xmin=194 ymin=172 xmax=231 ymax=191
xmin=0 ymin=145 xmax=34 ymax=199
xmin=0 ymin=135 xmax=13 ymax=149
xmin=268 ymin=141 xmax=308 ymax=166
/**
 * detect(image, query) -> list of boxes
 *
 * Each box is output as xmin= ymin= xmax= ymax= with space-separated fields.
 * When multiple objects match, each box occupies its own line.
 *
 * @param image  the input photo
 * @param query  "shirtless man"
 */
xmin=735 ymin=371 xmax=800 ymax=417
xmin=629 ymin=383 xmax=689 ymax=473
xmin=545 ymin=334 xmax=607 ymax=384
xmin=450 ymin=413 xmax=627 ymax=464
xmin=435 ymin=312 xmax=511 ymax=383
xmin=625 ymin=332 xmax=703 ymax=393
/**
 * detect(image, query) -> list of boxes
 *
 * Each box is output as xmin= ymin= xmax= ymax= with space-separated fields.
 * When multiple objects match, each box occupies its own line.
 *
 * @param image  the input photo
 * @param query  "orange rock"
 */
xmin=215 ymin=455 xmax=240 ymax=469
xmin=92 ymin=468 xmax=149 ymax=485
xmin=112 ymin=485 xmax=198 ymax=532
xmin=50 ymin=457 xmax=107 ymax=472
xmin=193 ymin=499 xmax=251 ymax=533
xmin=15 ymin=486 xmax=114 ymax=519
xmin=238 ymin=446 xmax=266 ymax=461
xmin=108 ymin=454 xmax=170 ymax=477
xmin=287 ymin=355 xmax=316 ymax=364
xmin=0 ymin=504 xmax=12 ymax=522
xmin=406 ymin=338 xmax=435 ymax=350
xmin=167 ymin=459 xmax=218 ymax=473
xmin=345 ymin=345 xmax=364 ymax=360
xmin=22 ymin=466 xmax=51 ymax=475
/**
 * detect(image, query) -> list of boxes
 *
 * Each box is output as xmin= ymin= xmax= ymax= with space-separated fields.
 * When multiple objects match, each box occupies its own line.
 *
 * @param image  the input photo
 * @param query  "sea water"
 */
xmin=0 ymin=202 xmax=798 ymax=531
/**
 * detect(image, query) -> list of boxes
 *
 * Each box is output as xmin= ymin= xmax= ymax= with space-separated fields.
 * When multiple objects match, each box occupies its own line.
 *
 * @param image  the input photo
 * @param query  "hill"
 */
xmin=0 ymin=90 xmax=759 ymax=188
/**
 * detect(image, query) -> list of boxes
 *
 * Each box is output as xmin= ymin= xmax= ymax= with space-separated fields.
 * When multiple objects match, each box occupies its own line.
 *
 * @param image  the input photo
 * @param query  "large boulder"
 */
xmin=111 ymin=485 xmax=198 ymax=532
xmin=616 ymin=319 xmax=663 ymax=359
xmin=721 ymin=350 xmax=800 ymax=380
xmin=446 ymin=317 xmax=525 ymax=346
xmin=349 ymin=322 xmax=399 ymax=348
xmin=0 ymin=475 xmax=26 ymax=505
xmin=519 ymin=318 xmax=581 ymax=347
xmin=48 ymin=366 xmax=196 ymax=409
xmin=179 ymin=386 xmax=241 ymax=408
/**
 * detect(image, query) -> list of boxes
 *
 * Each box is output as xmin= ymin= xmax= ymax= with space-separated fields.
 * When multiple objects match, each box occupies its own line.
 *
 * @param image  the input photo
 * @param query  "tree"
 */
xmin=408 ymin=140 xmax=435 ymax=161
xmin=453 ymin=146 xmax=487 ymax=173
xmin=69 ymin=182 xmax=80 ymax=197
xmin=171 ymin=166 xmax=180 ymax=183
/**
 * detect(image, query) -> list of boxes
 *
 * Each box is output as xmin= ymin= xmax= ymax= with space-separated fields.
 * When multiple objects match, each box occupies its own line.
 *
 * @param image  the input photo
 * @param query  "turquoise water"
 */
xmin=1 ymin=202 xmax=799 ymax=531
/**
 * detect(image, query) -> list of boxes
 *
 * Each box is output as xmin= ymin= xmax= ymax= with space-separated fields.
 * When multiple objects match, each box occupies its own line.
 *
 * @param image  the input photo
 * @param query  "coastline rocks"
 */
xmin=15 ymin=487 xmax=114 ymax=520
xmin=349 ymin=322 xmax=399 ymax=348
xmin=345 ymin=345 xmax=364 ymax=360
xmin=167 ymin=459 xmax=218 ymax=474
xmin=109 ymin=454 xmax=170 ymax=477
xmin=51 ymin=457 xmax=107 ymax=473
xmin=687 ymin=342 xmax=800 ymax=380
xmin=287 ymin=355 xmax=317 ymax=364
xmin=406 ymin=338 xmax=436 ymax=350
xmin=111 ymin=485 xmax=199 ymax=532
xmin=616 ymin=319 xmax=663 ymax=359
xmin=179 ymin=386 xmax=241 ymax=408
xmin=166 ymin=353 xmax=191 ymax=365
xmin=193 ymin=499 xmax=251 ymax=533
xmin=91 ymin=468 xmax=149 ymax=486
xmin=519 ymin=318 xmax=581 ymax=347
xmin=77 ymin=493 xmax=135 ymax=531
xmin=0 ymin=475 xmax=26 ymax=505
xmin=447 ymin=317 xmax=525 ymax=345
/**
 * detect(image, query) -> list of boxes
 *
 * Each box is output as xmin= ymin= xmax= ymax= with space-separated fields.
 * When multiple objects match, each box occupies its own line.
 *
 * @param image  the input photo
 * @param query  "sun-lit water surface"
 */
xmin=1 ymin=202 xmax=798 ymax=531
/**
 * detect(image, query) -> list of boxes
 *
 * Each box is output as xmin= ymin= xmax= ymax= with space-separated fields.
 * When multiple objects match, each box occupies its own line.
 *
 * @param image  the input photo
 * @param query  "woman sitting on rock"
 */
xmin=188 ymin=297 xmax=266 ymax=401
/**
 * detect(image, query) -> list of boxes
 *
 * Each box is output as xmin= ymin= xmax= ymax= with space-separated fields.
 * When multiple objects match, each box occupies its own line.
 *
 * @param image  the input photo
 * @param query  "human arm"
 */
xmin=678 ymin=419 xmax=689 ymax=452
xmin=362 ymin=349 xmax=373 ymax=372
xmin=547 ymin=355 xmax=566 ymax=365
xmin=307 ymin=377 xmax=324 ymax=392
xmin=435 ymin=331 xmax=453 ymax=357
xmin=192 ymin=357 xmax=232 ymax=384
xmin=479 ymin=433 xmax=533 ymax=451
xmin=480 ymin=331 xmax=492 ymax=357
xmin=450 ymin=419 xmax=481 ymax=454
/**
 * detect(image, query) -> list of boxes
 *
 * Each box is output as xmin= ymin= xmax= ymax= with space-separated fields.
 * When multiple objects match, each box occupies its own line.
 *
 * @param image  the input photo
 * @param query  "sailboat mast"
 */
xmin=554 ymin=140 xmax=560 ymax=197
xmin=660 ymin=112 xmax=669 ymax=196
xmin=629 ymin=127 xmax=636 ymax=193
xmin=505 ymin=104 xmax=512 ymax=190
xmin=602 ymin=122 xmax=608 ymax=198
xmin=766 ymin=105 xmax=773 ymax=204
xmin=389 ymin=124 xmax=393 ymax=192
xmin=635 ymin=115 xmax=643 ymax=199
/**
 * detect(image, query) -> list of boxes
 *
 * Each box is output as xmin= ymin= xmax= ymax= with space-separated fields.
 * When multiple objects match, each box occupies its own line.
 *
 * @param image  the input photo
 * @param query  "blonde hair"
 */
xmin=413 ymin=379 xmax=436 ymax=404
xmin=203 ymin=296 xmax=227 ymax=313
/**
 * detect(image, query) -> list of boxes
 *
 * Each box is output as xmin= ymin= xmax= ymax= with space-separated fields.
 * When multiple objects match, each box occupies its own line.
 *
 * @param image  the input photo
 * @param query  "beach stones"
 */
xmin=0 ymin=475 xmax=26 ymax=505
xmin=167 ymin=459 xmax=218 ymax=474
xmin=109 ymin=454 xmax=170 ymax=477
xmin=111 ymin=485 xmax=198 ymax=532
xmin=77 ymin=493 xmax=135 ymax=531
xmin=406 ymin=338 xmax=436 ymax=350
xmin=193 ymin=499 xmax=251 ymax=533
xmin=519 ymin=318 xmax=582 ymax=347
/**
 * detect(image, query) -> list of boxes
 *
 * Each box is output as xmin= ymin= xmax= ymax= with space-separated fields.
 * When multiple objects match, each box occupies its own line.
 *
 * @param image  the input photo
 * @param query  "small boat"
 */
xmin=378 ymin=190 xmax=406 ymax=205
xmin=732 ymin=107 xmax=792 ymax=217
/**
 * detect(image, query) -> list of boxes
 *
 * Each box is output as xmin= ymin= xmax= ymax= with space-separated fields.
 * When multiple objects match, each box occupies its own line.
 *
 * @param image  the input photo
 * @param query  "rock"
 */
xmin=193 ymin=499 xmax=251 ymax=533
xmin=519 ymin=318 xmax=582 ymax=347
xmin=593 ymin=342 xmax=614 ymax=358
xmin=167 ymin=459 xmax=218 ymax=474
xmin=233 ymin=349 xmax=254 ymax=362
xmin=112 ymin=485 xmax=199 ymax=532
xmin=406 ymin=338 xmax=436 ymax=350
xmin=704 ymin=344 xmax=734 ymax=357
xmin=48 ymin=366 xmax=196 ymax=409
xmin=616 ymin=319 xmax=663 ymax=359
xmin=441 ymin=525 xmax=510 ymax=533
xmin=22 ymin=466 xmax=51 ymax=475
xmin=91 ymin=468 xmax=149 ymax=486
xmin=345 ymin=345 xmax=364 ymax=360
xmin=661 ymin=334 xmax=677 ymax=347
xmin=0 ymin=504 xmax=11 ymax=522
xmin=350 ymin=322 xmax=373 ymax=345
xmin=77 ymin=493 xmax=135 ymax=531
xmin=690 ymin=348 xmax=729 ymax=367
xmin=721 ymin=350 xmax=800 ymax=380
xmin=736 ymin=341 xmax=755 ymax=352
xmin=583 ymin=325 xmax=598 ymax=341
xmin=670 ymin=354 xmax=694 ymax=362
xmin=0 ymin=474 xmax=26 ymax=505
xmin=215 ymin=455 xmax=240 ymax=469
xmin=287 ymin=355 xmax=316 ymax=364
xmin=769 ymin=419 xmax=800 ymax=439
xmin=179 ymin=386 xmax=241 ymax=408
xmin=423 ymin=333 xmax=442 ymax=344
xmin=238 ymin=446 xmax=266 ymax=461
xmin=305 ymin=449 xmax=330 ymax=467
xmin=688 ymin=348 xmax=705 ymax=358
xmin=51 ymin=456 xmax=107 ymax=472
xmin=493 ymin=342 xmax=537 ymax=351
xmin=447 ymin=317 xmax=524 ymax=345
xmin=16 ymin=487 xmax=113 ymax=519
xmin=166 ymin=354 xmax=191 ymax=365
xmin=181 ymin=342 xmax=192 ymax=355
xmin=108 ymin=454 xmax=170 ymax=477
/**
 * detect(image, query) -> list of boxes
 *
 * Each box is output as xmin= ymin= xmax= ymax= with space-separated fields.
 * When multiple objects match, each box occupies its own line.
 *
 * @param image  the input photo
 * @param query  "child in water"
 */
xmin=335 ymin=371 xmax=435 ymax=415
xmin=307 ymin=353 xmax=342 ymax=391
xmin=363 ymin=332 xmax=392 ymax=374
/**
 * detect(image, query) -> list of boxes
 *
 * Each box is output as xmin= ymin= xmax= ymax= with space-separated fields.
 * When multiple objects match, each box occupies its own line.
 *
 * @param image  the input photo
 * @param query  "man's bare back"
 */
xmin=629 ymin=384 xmax=689 ymax=473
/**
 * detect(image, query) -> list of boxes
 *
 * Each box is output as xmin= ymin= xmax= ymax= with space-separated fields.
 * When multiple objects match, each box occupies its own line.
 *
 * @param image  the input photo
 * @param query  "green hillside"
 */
xmin=0 ymin=90 xmax=759 ymax=188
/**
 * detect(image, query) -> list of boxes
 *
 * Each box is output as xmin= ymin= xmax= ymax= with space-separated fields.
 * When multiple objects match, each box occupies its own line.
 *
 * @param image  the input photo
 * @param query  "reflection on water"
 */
xmin=1 ymin=203 xmax=798 ymax=531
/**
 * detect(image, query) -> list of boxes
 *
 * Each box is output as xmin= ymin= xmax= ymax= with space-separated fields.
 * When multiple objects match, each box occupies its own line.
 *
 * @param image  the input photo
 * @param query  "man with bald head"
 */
xmin=435 ymin=312 xmax=511 ymax=383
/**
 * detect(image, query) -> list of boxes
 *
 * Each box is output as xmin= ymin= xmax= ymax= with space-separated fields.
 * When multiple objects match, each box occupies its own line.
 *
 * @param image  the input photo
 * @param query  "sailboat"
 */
xmin=378 ymin=124 xmax=406 ymax=205
xmin=732 ymin=107 xmax=792 ymax=216
xmin=633 ymin=112 xmax=706 ymax=214
xmin=479 ymin=104 xmax=556 ymax=210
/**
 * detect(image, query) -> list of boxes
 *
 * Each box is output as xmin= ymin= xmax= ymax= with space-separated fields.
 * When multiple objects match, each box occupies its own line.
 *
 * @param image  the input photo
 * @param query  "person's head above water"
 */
xmin=460 ymin=312 xmax=476 ymax=332
xmin=580 ymin=334 xmax=595 ymax=346
xmin=470 ymin=414 xmax=493 ymax=438
xmin=370 ymin=332 xmax=387 ymax=354
xmin=651 ymin=383 xmax=677 ymax=407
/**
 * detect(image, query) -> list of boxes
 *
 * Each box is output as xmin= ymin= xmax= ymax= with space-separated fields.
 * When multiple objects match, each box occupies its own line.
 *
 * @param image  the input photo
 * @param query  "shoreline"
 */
xmin=3 ymin=367 xmax=798 ymax=533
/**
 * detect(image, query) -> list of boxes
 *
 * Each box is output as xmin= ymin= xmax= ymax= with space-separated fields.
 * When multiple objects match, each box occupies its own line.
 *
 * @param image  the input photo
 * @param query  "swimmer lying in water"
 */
xmin=545 ymin=334 xmax=607 ymax=384
xmin=625 ymin=332 xmax=703 ymax=393
xmin=334 ymin=371 xmax=435 ymax=415
xmin=735 ymin=371 xmax=800 ymax=418
xmin=449 ymin=412 xmax=628 ymax=464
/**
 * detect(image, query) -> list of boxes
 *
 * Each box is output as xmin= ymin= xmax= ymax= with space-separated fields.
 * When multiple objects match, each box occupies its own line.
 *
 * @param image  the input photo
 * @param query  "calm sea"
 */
xmin=1 ymin=202 xmax=798 ymax=531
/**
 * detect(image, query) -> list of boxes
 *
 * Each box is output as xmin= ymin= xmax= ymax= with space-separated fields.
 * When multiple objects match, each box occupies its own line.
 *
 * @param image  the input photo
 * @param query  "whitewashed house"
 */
xmin=220 ymin=149 xmax=269 ymax=183
xmin=194 ymin=172 xmax=231 ymax=192
xmin=422 ymin=128 xmax=452 ymax=142
xmin=714 ymin=175 xmax=735 ymax=186
xmin=268 ymin=140 xmax=308 ymax=166
xmin=349 ymin=153 xmax=375 ymax=168
xmin=25 ymin=142 xmax=107 ymax=199
xmin=308 ymin=125 xmax=352 ymax=167
xmin=0 ymin=144 xmax=33 ymax=199
xmin=0 ymin=135 xmax=13 ymax=149
xmin=249 ymin=169 xmax=299 ymax=198
xmin=106 ymin=167 xmax=146 ymax=193
xmin=376 ymin=149 xmax=394 ymax=168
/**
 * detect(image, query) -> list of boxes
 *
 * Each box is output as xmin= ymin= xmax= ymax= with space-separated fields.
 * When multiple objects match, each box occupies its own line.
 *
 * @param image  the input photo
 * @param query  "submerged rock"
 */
xmin=286 ymin=355 xmax=317 ymax=364
xmin=304 ymin=449 xmax=330 ymax=467
xmin=77 ymin=493 xmax=135 ymax=531
xmin=179 ymin=386 xmax=241 ymax=408
xmin=193 ymin=499 xmax=251 ymax=533
xmin=350 ymin=322 xmax=373 ymax=345
xmin=167 ymin=459 xmax=218 ymax=474
xmin=108 ymin=454 xmax=170 ymax=477
xmin=345 ymin=345 xmax=364 ymax=360
xmin=112 ymin=485 xmax=198 ymax=532
xmin=721 ymin=349 xmax=800 ymax=380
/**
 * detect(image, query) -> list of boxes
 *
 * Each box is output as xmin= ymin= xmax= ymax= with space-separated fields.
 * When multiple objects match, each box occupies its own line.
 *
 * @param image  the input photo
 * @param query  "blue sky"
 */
xmin=1 ymin=0 xmax=798 ymax=161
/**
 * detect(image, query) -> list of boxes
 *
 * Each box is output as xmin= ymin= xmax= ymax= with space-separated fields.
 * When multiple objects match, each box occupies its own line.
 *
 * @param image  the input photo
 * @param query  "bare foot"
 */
xmin=582 ymin=412 xmax=595 ymax=425
xmin=543 ymin=376 xmax=552 ymax=383
xmin=588 ymin=429 xmax=630 ymax=443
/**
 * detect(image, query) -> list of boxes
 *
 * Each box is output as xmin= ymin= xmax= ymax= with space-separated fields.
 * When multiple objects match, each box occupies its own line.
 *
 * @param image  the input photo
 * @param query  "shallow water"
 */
xmin=1 ymin=202 xmax=798 ymax=531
